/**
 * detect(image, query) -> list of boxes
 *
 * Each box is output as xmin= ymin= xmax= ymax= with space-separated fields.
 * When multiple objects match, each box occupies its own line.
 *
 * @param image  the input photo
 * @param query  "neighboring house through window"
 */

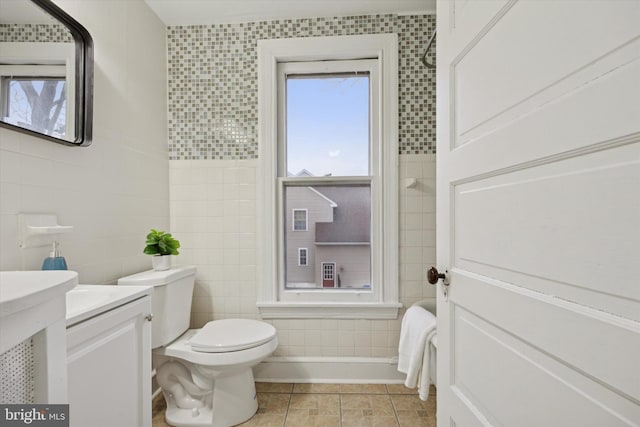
xmin=257 ymin=34 xmax=400 ymax=319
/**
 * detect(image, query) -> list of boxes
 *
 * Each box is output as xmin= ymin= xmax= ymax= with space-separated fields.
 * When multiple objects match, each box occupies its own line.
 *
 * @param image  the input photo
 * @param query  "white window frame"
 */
xmin=257 ymin=34 xmax=400 ymax=319
xmin=298 ymin=248 xmax=308 ymax=266
xmin=292 ymin=208 xmax=308 ymax=231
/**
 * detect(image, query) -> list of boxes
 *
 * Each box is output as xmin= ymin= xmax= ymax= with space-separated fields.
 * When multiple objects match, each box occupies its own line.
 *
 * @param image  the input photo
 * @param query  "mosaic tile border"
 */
xmin=167 ymin=14 xmax=436 ymax=160
xmin=0 ymin=23 xmax=73 ymax=43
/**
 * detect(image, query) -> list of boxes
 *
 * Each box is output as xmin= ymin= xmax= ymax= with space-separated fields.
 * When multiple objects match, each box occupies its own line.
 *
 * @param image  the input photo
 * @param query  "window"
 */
xmin=0 ymin=63 xmax=70 ymax=138
xmin=257 ymin=34 xmax=400 ymax=319
xmin=292 ymin=209 xmax=308 ymax=231
xmin=0 ymin=41 xmax=77 ymax=143
xmin=298 ymin=248 xmax=308 ymax=266
xmin=1 ymin=77 xmax=67 ymax=138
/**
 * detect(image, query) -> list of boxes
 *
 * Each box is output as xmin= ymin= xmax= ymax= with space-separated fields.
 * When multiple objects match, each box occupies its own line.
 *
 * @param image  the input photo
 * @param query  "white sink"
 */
xmin=0 ymin=270 xmax=77 ymax=318
xmin=66 ymin=284 xmax=152 ymax=326
xmin=0 ymin=270 xmax=78 ymax=361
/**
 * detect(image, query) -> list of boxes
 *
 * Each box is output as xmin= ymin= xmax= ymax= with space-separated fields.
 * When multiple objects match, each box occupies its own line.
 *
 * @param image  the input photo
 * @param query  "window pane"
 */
xmin=293 ymin=209 xmax=307 ymax=231
xmin=298 ymin=248 xmax=308 ymax=266
xmin=284 ymin=184 xmax=371 ymax=290
xmin=286 ymin=74 xmax=369 ymax=177
xmin=2 ymin=78 xmax=66 ymax=138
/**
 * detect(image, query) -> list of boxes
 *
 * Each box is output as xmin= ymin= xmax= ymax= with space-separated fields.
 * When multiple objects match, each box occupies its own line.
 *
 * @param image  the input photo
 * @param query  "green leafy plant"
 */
xmin=143 ymin=229 xmax=180 ymax=256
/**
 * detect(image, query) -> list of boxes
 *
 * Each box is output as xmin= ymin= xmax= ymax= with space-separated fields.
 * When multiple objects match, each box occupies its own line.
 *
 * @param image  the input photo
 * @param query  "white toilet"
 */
xmin=118 ymin=266 xmax=278 ymax=427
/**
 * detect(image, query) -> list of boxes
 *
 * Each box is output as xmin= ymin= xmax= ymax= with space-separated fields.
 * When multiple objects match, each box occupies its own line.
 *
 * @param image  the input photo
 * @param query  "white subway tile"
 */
xmin=321 ymin=319 xmax=339 ymax=330
xmin=401 ymin=230 xmax=422 ymax=247
xmin=321 ymin=346 xmax=339 ymax=357
xmin=0 ymin=183 xmax=20 ymax=214
xmin=321 ymin=330 xmax=339 ymax=347
xmin=0 ymin=214 xmax=20 ymax=270
xmin=222 ymin=233 xmax=239 ymax=248
xmin=206 ymin=183 xmax=225 ymax=200
xmin=225 ymin=297 xmax=241 ymax=314
xmin=276 ymin=330 xmax=289 ymax=346
xmin=222 ymin=183 xmax=239 ymax=200
xmin=289 ymin=330 xmax=306 ymax=346
xmin=354 ymin=332 xmax=371 ymax=348
xmin=238 ymin=183 xmax=255 ymax=200
xmin=237 ymin=233 xmax=256 ymax=249
xmin=206 ymin=201 xmax=225 ymax=218
xmin=205 ymin=168 xmax=224 ymax=184
xmin=337 ymin=346 xmax=355 ymax=357
xmin=371 ymin=332 xmax=388 ymax=347
xmin=371 ymin=347 xmax=393 ymax=358
xmin=20 ymin=155 xmax=54 ymax=187
xmin=0 ymin=150 xmax=22 ymax=184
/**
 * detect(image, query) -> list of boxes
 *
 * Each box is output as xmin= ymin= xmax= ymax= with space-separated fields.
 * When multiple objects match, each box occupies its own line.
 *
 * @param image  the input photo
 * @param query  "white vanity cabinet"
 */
xmin=66 ymin=291 xmax=152 ymax=427
xmin=0 ymin=271 xmax=78 ymax=404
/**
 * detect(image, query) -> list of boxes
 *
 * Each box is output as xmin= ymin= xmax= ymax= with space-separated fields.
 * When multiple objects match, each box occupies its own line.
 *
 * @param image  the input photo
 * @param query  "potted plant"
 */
xmin=144 ymin=229 xmax=180 ymax=271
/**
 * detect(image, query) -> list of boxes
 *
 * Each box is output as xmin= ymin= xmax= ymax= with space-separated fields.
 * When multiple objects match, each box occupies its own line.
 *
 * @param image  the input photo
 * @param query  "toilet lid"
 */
xmin=190 ymin=319 xmax=276 ymax=353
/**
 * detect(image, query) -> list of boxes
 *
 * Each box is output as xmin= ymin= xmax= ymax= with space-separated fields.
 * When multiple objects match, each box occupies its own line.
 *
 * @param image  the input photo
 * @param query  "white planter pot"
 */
xmin=152 ymin=255 xmax=171 ymax=271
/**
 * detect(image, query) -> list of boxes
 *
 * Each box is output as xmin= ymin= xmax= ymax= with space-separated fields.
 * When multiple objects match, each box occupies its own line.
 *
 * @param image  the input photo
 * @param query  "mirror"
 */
xmin=0 ymin=0 xmax=93 ymax=146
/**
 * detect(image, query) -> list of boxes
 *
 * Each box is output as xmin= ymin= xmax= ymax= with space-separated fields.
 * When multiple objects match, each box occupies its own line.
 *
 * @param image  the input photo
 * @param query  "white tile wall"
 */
xmin=170 ymin=154 xmax=436 ymax=358
xmin=0 ymin=0 xmax=168 ymax=284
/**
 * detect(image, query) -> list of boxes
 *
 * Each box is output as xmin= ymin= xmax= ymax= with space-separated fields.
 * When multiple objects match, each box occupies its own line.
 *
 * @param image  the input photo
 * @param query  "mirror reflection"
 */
xmin=0 ymin=0 xmax=93 ymax=146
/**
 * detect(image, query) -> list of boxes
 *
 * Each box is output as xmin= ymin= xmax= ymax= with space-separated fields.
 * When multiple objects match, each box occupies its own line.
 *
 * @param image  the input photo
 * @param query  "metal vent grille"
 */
xmin=0 ymin=339 xmax=35 ymax=404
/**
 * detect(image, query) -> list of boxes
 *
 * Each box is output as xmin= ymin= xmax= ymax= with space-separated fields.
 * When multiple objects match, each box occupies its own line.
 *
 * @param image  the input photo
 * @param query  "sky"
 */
xmin=286 ymin=75 xmax=369 ymax=177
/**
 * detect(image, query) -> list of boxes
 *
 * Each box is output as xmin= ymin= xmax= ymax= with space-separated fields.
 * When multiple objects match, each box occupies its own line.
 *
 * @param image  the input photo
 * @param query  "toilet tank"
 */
xmin=118 ymin=265 xmax=196 ymax=349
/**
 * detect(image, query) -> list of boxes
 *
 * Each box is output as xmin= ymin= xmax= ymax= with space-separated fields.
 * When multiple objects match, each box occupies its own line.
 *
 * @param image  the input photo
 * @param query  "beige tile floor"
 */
xmin=152 ymin=382 xmax=436 ymax=427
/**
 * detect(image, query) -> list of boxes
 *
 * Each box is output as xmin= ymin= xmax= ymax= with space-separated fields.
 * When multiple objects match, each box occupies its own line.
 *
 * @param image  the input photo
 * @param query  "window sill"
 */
xmin=256 ymin=302 xmax=402 ymax=319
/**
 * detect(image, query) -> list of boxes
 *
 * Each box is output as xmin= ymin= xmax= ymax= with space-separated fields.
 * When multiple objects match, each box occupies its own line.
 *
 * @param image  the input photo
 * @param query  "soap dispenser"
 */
xmin=42 ymin=241 xmax=68 ymax=270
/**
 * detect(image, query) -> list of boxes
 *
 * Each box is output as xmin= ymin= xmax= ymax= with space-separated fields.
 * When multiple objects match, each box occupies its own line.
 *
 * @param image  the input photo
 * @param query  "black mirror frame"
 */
xmin=0 ymin=0 xmax=94 ymax=146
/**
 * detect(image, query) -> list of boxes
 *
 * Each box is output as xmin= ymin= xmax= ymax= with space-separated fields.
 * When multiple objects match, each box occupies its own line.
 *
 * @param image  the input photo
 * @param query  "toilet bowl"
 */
xmin=118 ymin=266 xmax=278 ymax=427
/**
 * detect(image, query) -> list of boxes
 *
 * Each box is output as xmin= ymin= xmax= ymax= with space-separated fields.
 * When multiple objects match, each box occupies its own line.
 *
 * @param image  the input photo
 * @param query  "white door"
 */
xmin=435 ymin=1 xmax=640 ymax=426
xmin=322 ymin=262 xmax=336 ymax=288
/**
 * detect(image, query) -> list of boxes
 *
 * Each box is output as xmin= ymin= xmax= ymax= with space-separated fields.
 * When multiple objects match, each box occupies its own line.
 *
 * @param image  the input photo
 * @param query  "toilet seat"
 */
xmin=190 ymin=319 xmax=276 ymax=353
xmin=155 ymin=329 xmax=278 ymax=368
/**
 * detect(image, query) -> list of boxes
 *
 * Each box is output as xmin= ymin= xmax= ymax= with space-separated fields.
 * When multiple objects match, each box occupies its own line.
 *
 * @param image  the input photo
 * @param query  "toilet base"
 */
xmin=163 ymin=368 xmax=258 ymax=427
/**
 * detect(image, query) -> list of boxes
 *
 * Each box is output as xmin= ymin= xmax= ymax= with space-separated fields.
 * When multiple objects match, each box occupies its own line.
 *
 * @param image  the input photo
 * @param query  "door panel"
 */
xmin=453 ymin=1 xmax=640 ymax=144
xmin=436 ymin=0 xmax=640 ymax=425
xmin=452 ymin=0 xmax=509 ymax=39
xmin=453 ymin=272 xmax=640 ymax=403
xmin=449 ymin=52 xmax=640 ymax=182
xmin=455 ymin=143 xmax=640 ymax=320
xmin=453 ymin=305 xmax=639 ymax=426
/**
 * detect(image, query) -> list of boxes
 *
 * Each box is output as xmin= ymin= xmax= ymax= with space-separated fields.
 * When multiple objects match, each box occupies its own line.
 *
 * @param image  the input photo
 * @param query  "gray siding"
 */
xmin=285 ymin=187 xmax=334 ymax=285
xmin=315 ymin=245 xmax=371 ymax=288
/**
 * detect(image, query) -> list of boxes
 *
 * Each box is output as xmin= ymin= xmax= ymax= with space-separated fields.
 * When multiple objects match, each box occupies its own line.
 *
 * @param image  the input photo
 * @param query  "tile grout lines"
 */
xmin=153 ymin=383 xmax=435 ymax=426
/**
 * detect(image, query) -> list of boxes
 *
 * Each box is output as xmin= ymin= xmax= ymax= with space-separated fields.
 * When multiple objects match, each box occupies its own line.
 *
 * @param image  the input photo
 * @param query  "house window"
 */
xmin=298 ymin=248 xmax=308 ymax=266
xmin=292 ymin=209 xmax=308 ymax=231
xmin=257 ymin=34 xmax=400 ymax=319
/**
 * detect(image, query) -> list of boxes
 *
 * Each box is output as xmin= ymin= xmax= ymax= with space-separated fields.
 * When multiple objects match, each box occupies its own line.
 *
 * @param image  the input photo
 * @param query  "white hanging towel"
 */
xmin=397 ymin=305 xmax=437 ymax=400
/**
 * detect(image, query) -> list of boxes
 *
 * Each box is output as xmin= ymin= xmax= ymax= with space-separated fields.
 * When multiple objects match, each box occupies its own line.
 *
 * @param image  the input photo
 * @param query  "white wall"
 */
xmin=0 ymin=0 xmax=168 ymax=284
xmin=170 ymin=154 xmax=436 ymax=358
